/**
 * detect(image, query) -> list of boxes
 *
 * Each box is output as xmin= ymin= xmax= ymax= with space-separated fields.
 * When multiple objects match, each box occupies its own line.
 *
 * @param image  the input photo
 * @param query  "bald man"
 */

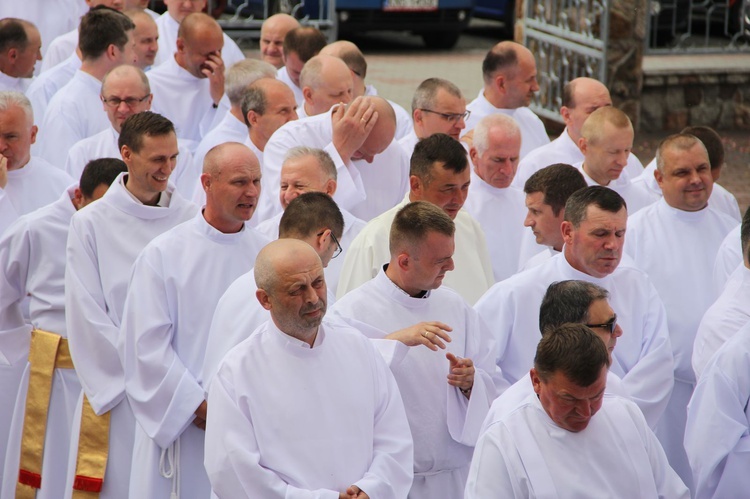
xmin=126 ymin=8 xmax=158 ymax=70
xmin=153 ymin=0 xmax=245 ymax=68
xmin=261 ymin=95 xmax=409 ymax=221
xmin=148 ymin=12 xmax=229 ymax=145
xmin=514 ymin=77 xmax=644 ymax=188
xmin=463 ymin=41 xmax=549 ymax=160
xmin=120 ymin=142 xmax=269 ymax=497
xmin=204 ymin=239 xmax=413 ymax=498
xmin=297 ymin=54 xmax=353 ymax=119
xmin=320 ymin=40 xmax=413 ymax=140
xmin=259 ymin=13 xmax=300 ymax=69
xmin=0 ymin=19 xmax=42 ymax=92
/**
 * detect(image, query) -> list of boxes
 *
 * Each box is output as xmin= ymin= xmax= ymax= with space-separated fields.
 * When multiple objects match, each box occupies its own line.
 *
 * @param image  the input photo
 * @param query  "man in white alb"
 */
xmin=575 ymin=106 xmax=654 ymax=213
xmin=204 ymin=239 xmax=414 ymax=498
xmin=0 ymin=19 xmax=42 ymax=93
xmin=462 ymin=41 xmax=549 ymax=159
xmin=64 ymin=112 xmax=197 ymax=498
xmin=463 ymin=113 xmax=534 ymax=281
xmin=466 ymin=324 xmax=688 ymax=498
xmin=65 ymin=64 xmax=197 ymax=197
xmin=276 ymin=26 xmax=327 ymax=108
xmin=625 ymin=133 xmax=737 ymax=491
xmin=0 ymin=91 xmax=73 ymax=235
xmin=262 ymin=95 xmax=409 ymax=221
xmin=338 ymin=133 xmax=494 ymax=305
xmin=397 ymin=77 xmax=467 ymax=158
xmin=474 ymin=186 xmax=675 ymax=428
xmin=513 ymin=77 xmax=644 ymax=188
xmin=330 ymin=201 xmax=507 ymax=498
xmin=120 ymin=142 xmax=269 ymax=498
xmin=519 ymin=163 xmax=587 ymax=269
xmin=296 ymin=54 xmax=353 ymax=119
xmin=693 ymin=208 xmax=750 ymax=379
xmin=201 ymin=191 xmax=345 ymax=387
xmin=38 ymin=7 xmax=136 ymax=166
xmin=258 ymin=13 xmax=299 ymax=69
xmin=153 ymin=0 xmax=244 ymax=68
xmin=0 ymin=158 xmax=125 ymax=499
xmin=126 ymin=8 xmax=158 ymax=70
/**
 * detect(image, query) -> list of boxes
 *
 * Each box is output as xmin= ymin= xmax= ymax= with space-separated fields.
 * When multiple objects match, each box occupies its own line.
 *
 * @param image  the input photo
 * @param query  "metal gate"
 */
xmin=206 ymin=0 xmax=337 ymax=42
xmin=522 ymin=0 xmax=610 ymax=123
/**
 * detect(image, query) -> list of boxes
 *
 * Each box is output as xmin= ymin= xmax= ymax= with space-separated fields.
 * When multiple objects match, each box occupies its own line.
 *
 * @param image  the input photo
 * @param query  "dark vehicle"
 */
xmin=473 ymin=0 xmax=515 ymax=38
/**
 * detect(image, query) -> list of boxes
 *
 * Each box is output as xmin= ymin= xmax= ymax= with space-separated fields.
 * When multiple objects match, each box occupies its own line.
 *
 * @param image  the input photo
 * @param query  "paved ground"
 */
xmin=237 ymin=19 xmax=750 ymax=213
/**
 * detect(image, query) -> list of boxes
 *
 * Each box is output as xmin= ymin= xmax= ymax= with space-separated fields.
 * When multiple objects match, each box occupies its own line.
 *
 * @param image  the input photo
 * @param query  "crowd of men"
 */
xmin=0 ymin=1 xmax=748 ymax=498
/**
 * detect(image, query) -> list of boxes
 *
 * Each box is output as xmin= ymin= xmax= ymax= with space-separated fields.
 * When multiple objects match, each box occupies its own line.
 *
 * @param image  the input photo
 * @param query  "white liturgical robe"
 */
xmin=512 ymin=126 xmax=643 ymax=189
xmin=712 ymin=224 xmax=742 ymax=294
xmin=463 ymin=171 xmax=535 ymax=281
xmin=576 ymin=162 xmax=654 ymax=214
xmin=0 ymin=188 xmax=80 ymax=498
xmin=474 ymin=253 xmax=675 ymax=429
xmin=463 ymin=90 xmax=549 ymax=160
xmin=40 ymin=28 xmax=77 ymax=73
xmin=329 ymin=269 xmax=508 ymax=498
xmin=65 ymin=126 xmax=199 ymax=198
xmin=120 ymin=212 xmax=269 ymax=498
xmin=685 ymin=323 xmax=750 ymax=499
xmin=693 ymin=265 xmax=750 ymax=380
xmin=337 ymin=199 xmax=494 ymax=305
xmin=204 ymin=320 xmax=414 ymax=498
xmin=261 ymin=108 xmax=410 ymax=221
xmin=625 ymin=198 xmax=736 ymax=489
xmin=276 ymin=65 xmax=304 ymax=107
xmin=633 ymin=159 xmax=741 ymax=222
xmin=465 ymin=394 xmax=689 ymax=498
xmin=153 ymin=12 xmax=245 ymax=68
xmin=38 ymin=70 xmax=110 ymax=167
xmin=64 ymin=174 xmax=196 ymax=498
xmin=0 ymin=71 xmax=30 ymax=93
xmin=191 ymin=111 xmax=249 ymax=172
xmin=26 ymin=52 xmax=81 ymax=124
xmin=1 ymin=157 xmax=73 ymax=234
xmin=148 ymin=57 xmax=229 ymax=144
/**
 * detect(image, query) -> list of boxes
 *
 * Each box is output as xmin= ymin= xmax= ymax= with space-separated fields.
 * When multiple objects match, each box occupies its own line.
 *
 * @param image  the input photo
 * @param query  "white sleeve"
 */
xmin=335 ymin=230 xmax=380 ymax=300
xmin=0 ymin=219 xmax=33 ymax=366
xmin=464 ymin=423 xmax=528 ymax=499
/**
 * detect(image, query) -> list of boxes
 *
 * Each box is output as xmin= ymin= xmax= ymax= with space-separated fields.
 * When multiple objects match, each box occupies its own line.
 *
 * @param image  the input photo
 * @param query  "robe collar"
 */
xmin=576 ymin=161 xmax=631 ymax=187
xmin=5 ymin=156 xmax=38 ymax=178
xmin=0 ymin=71 xmax=28 ymax=93
xmin=193 ymin=209 xmax=252 ymax=244
xmin=160 ymin=55 xmax=201 ymax=83
xmin=376 ymin=265 xmax=432 ymax=306
xmin=469 ymin=168 xmax=519 ymax=200
xmin=554 ymin=127 xmax=585 ymax=160
xmin=72 ymin=69 xmax=103 ymax=92
xmin=267 ymin=319 xmax=326 ymax=351
xmin=552 ymin=251 xmax=612 ymax=287
xmin=104 ymin=172 xmax=190 ymax=219
xmin=473 ymin=89 xmax=521 ymax=117
xmin=655 ymin=196 xmax=711 ymax=222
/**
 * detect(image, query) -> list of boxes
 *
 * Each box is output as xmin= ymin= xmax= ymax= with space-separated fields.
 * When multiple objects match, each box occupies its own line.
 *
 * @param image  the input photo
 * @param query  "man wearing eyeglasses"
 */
xmin=330 ymin=200 xmax=507 ymax=499
xmin=65 ymin=64 xmax=198 ymax=197
xmin=201 ymin=190 xmax=347 ymax=388
xmin=475 ymin=186 xmax=675 ymax=431
xmin=398 ymin=77 xmax=468 ymax=158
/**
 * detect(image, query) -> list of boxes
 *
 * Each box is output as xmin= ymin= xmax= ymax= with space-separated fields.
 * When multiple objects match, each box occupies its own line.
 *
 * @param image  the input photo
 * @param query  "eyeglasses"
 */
xmin=318 ymin=230 xmax=343 ymax=259
xmin=101 ymin=94 xmax=150 ymax=108
xmin=418 ymin=108 xmax=470 ymax=124
xmin=585 ymin=314 xmax=618 ymax=335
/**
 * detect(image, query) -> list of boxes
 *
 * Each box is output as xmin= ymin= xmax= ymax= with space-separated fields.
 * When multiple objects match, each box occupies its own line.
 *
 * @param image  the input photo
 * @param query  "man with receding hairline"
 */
xmin=0 ymin=18 xmax=42 ymax=92
xmin=513 ymin=77 xmax=644 ymax=188
xmin=204 ymin=238 xmax=414 ymax=498
xmin=462 ymin=41 xmax=549 ymax=160
xmin=120 ymin=141 xmax=269 ymax=497
xmin=126 ymin=8 xmax=158 ymax=70
xmin=259 ymin=13 xmax=300 ymax=69
xmin=297 ymin=54 xmax=353 ymax=119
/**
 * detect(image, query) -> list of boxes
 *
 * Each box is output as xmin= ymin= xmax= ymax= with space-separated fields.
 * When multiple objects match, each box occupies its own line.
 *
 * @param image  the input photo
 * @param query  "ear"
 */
xmin=256 ymin=289 xmax=272 ymax=311
xmin=409 ymin=175 xmax=422 ymax=197
xmin=560 ymin=106 xmax=572 ymax=127
xmin=530 ymin=368 xmax=542 ymax=394
xmin=8 ymin=47 xmax=18 ymax=63
xmin=72 ymin=188 xmax=85 ymax=210
xmin=395 ymin=251 xmax=410 ymax=271
xmin=654 ymin=168 xmax=664 ymax=189
xmin=469 ymin=146 xmax=479 ymax=168
xmin=246 ymin=110 xmax=259 ymax=127
xmin=302 ymin=86 xmax=313 ymax=105
xmin=324 ymin=178 xmax=336 ymax=197
xmin=200 ymin=172 xmax=211 ymax=192
xmin=106 ymin=44 xmax=118 ymax=61
xmin=577 ymin=137 xmax=587 ymax=155
xmin=145 ymin=94 xmax=153 ymax=108
xmin=120 ymin=144 xmax=132 ymax=163
xmin=176 ymin=38 xmax=186 ymax=54
xmin=561 ymin=220 xmax=574 ymax=245
xmin=494 ymin=73 xmax=506 ymax=92
xmin=413 ymin=108 xmax=423 ymax=126
xmin=29 ymin=125 xmax=38 ymax=145
xmin=312 ymin=228 xmax=330 ymax=254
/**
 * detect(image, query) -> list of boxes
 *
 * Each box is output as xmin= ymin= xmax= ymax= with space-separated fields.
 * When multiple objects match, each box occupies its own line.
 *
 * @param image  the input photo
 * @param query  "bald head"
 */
xmin=255 ymin=239 xmax=320 ymax=292
xmin=300 ymin=55 xmax=353 ymax=115
xmin=348 ymin=96 xmax=396 ymax=163
xmin=561 ymin=77 xmax=612 ymax=142
xmin=482 ymin=41 xmax=538 ymax=109
xmin=320 ymin=40 xmax=367 ymax=96
xmin=260 ymin=13 xmax=300 ymax=68
xmin=176 ymin=13 xmax=223 ymax=79
xmin=203 ymin=141 xmax=258 ymax=176
xmin=125 ymin=9 xmax=158 ymax=69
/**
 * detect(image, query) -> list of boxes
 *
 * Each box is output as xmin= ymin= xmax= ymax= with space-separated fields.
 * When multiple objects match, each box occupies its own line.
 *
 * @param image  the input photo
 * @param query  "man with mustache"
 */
xmin=475 ymin=186 xmax=675 ymax=430
xmin=625 ymin=133 xmax=737 ymax=492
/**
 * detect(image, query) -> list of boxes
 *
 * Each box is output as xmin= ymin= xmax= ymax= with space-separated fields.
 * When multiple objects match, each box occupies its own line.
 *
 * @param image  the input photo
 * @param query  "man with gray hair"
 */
xmin=0 ymin=91 xmax=73 ymax=235
xmin=297 ymin=54 xmax=353 ymax=119
xmin=399 ymin=77 xmax=468 ymax=157
xmin=64 ymin=64 xmax=198 ymax=197
xmin=0 ymin=18 xmax=42 ymax=92
xmin=462 ymin=41 xmax=549 ymax=159
xmin=256 ymin=146 xmax=365 ymax=295
xmin=464 ymin=113 xmax=533 ymax=281
xmin=192 ymin=59 xmax=277 ymax=172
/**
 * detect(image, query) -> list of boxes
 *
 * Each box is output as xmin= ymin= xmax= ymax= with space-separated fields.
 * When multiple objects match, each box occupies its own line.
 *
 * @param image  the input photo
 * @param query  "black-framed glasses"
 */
xmin=318 ymin=230 xmax=343 ymax=259
xmin=418 ymin=108 xmax=470 ymax=124
xmin=586 ymin=314 xmax=618 ymax=335
xmin=100 ymin=94 xmax=150 ymax=108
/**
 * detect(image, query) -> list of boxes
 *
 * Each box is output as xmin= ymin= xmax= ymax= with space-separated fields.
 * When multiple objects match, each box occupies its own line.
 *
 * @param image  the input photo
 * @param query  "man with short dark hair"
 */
xmin=38 ymin=6 xmax=136 ymax=165
xmin=338 ymin=133 xmax=494 ymax=305
xmin=276 ymin=26 xmax=327 ymax=107
xmin=466 ymin=324 xmax=688 ymax=498
xmin=521 ymin=163 xmax=587 ymax=268
xmin=331 ymin=201 xmax=506 ymax=498
xmin=0 ymin=158 xmax=124 ymax=496
xmin=64 ymin=111 xmax=196 ymax=497
xmin=462 ymin=41 xmax=548 ymax=159
xmin=626 ymin=133 xmax=737 ymax=490
xmin=0 ymin=18 xmax=42 ymax=92
xmin=475 ymin=186 xmax=674 ymax=429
